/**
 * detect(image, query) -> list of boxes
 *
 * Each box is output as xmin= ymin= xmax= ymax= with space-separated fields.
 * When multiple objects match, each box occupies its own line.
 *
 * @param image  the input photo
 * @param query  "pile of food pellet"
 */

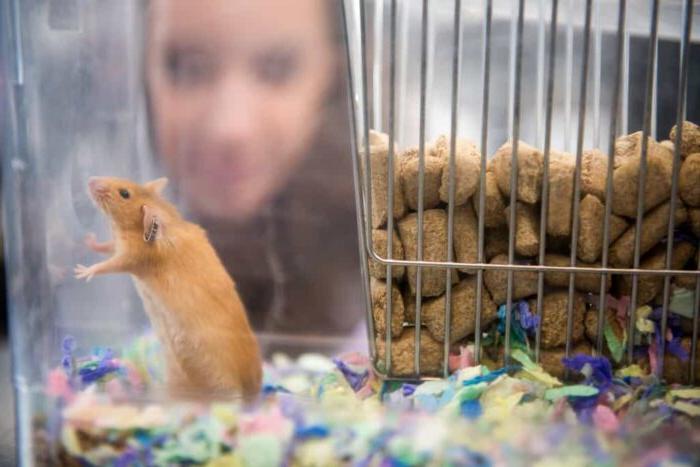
xmin=364 ymin=120 xmax=700 ymax=381
xmin=35 ymin=332 xmax=700 ymax=466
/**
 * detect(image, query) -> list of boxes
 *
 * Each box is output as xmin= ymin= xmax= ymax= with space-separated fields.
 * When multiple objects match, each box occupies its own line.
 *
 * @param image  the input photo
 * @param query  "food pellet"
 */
xmin=577 ymin=194 xmax=628 ymax=263
xmin=528 ymin=290 xmax=586 ymax=349
xmin=492 ymin=140 xmax=544 ymax=205
xmin=679 ymin=153 xmax=700 ymax=207
xmin=618 ymin=241 xmax=696 ymax=305
xmin=581 ymin=148 xmax=609 ymax=201
xmin=369 ymin=229 xmax=405 ymax=280
xmin=484 ymin=227 xmax=509 ymax=261
xmin=371 ymin=278 xmax=405 ymax=338
xmin=474 ymin=167 xmax=507 ymax=228
xmin=365 ymin=130 xmax=406 ymax=228
xmin=504 ymin=202 xmax=540 ymax=257
xmin=431 ymin=135 xmax=481 ymax=206
xmin=669 ymin=120 xmax=700 ymax=158
xmin=612 ymin=132 xmax=673 ymax=217
xmin=454 ymin=204 xmax=479 ymax=273
xmin=422 ymin=277 xmax=498 ymax=344
xmin=546 ymin=151 xmax=575 ymax=237
xmin=400 ymin=147 xmax=444 ymax=211
xmin=398 ymin=209 xmax=456 ymax=297
xmin=375 ymin=328 xmax=444 ymax=377
xmin=543 ymin=253 xmax=611 ymax=293
xmin=609 ymin=200 xmax=688 ymax=268
xmin=484 ymin=254 xmax=538 ymax=304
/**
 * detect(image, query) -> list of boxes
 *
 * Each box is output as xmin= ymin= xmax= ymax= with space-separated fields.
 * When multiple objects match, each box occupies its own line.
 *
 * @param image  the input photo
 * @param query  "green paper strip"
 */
xmin=669 ymin=288 xmax=696 ymax=319
xmin=544 ymin=385 xmax=599 ymax=401
xmin=456 ymin=383 xmax=487 ymax=402
xmin=603 ymin=322 xmax=625 ymax=363
xmin=510 ymin=349 xmax=562 ymax=388
xmin=510 ymin=349 xmax=537 ymax=370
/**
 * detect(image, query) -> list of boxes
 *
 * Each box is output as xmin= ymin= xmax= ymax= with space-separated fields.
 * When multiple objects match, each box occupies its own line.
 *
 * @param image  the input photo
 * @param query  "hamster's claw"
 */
xmin=74 ymin=264 xmax=95 ymax=282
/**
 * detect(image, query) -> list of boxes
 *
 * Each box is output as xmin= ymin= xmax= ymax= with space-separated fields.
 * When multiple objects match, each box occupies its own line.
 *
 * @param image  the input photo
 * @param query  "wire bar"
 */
xmin=443 ymin=0 xmax=463 ymax=377
xmin=535 ymin=0 xmax=560 ymax=363
xmin=596 ymin=0 xmax=627 ymax=356
xmin=414 ymin=0 xmax=430 ymax=376
xmin=504 ymin=0 xmax=526 ymax=365
xmin=565 ymin=0 xmax=593 ymax=363
xmin=627 ymin=0 xmax=660 ymax=366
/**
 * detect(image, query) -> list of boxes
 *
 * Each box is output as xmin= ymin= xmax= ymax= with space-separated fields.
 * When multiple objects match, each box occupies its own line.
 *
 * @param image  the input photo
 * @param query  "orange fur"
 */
xmin=76 ymin=176 xmax=262 ymax=401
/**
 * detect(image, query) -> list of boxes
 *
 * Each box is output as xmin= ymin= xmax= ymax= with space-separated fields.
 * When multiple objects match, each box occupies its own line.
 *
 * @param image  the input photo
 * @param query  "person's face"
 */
xmin=147 ymin=0 xmax=335 ymax=221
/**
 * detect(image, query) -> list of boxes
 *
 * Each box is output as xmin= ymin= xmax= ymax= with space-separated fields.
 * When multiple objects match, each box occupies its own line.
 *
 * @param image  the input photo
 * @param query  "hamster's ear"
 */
xmin=144 ymin=177 xmax=168 ymax=195
xmin=142 ymin=204 xmax=165 ymax=242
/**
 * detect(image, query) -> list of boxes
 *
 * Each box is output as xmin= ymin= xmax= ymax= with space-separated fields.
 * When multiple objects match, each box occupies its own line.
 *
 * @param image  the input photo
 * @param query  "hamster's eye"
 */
xmin=119 ymin=189 xmax=130 ymax=199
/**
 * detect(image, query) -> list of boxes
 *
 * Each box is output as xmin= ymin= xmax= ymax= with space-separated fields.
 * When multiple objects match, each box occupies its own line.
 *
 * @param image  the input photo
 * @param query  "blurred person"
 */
xmin=145 ymin=0 xmax=366 ymax=353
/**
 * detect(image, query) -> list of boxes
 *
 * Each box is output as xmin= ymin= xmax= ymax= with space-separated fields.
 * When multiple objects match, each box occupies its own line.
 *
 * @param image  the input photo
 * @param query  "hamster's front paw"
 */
xmin=84 ymin=233 xmax=98 ymax=249
xmin=74 ymin=264 xmax=97 ymax=282
xmin=84 ymin=233 xmax=114 ymax=254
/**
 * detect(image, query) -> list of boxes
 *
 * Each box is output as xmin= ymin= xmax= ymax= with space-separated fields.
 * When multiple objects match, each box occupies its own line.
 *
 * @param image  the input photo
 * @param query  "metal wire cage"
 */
xmin=342 ymin=0 xmax=700 ymax=382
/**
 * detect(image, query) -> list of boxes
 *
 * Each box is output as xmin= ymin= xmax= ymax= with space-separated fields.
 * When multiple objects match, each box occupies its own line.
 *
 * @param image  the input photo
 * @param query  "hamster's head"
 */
xmin=88 ymin=176 xmax=173 ymax=234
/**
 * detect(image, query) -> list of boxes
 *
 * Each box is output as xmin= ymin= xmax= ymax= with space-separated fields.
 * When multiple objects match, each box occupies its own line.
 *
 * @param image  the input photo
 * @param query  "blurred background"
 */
xmin=1 ymin=1 xmax=700 ymax=466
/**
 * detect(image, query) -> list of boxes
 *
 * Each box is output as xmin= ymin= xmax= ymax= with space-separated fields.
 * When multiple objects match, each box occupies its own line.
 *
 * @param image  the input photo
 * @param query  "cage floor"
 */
xmin=27 ymin=332 xmax=700 ymax=466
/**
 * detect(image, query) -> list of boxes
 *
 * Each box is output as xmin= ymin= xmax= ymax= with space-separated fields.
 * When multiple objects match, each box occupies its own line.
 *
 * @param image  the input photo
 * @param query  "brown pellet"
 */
xmin=370 ymin=278 xmax=405 ymax=338
xmin=528 ymin=290 xmax=586 ymax=349
xmin=484 ymin=254 xmax=538 ymax=304
xmin=581 ymin=148 xmax=609 ymax=201
xmin=612 ymin=132 xmax=673 ymax=217
xmin=369 ymin=229 xmax=405 ymax=280
xmin=609 ymin=200 xmax=688 ymax=268
xmin=473 ymin=168 xmax=507 ymax=228
xmin=543 ymin=253 xmax=611 ymax=293
xmin=484 ymin=227 xmax=509 ymax=261
xmin=618 ymin=241 xmax=696 ymax=305
xmin=577 ymin=194 xmax=628 ymax=263
xmin=679 ymin=153 xmax=700 ymax=207
xmin=546 ymin=151 xmax=575 ymax=237
xmin=504 ymin=202 xmax=540 ymax=257
xmin=398 ymin=209 xmax=456 ymax=297
xmin=669 ymin=120 xmax=700 ymax=158
xmin=365 ymin=130 xmax=406 ymax=228
xmin=400 ymin=147 xmax=444 ymax=211
xmin=454 ymin=204 xmax=479 ymax=273
xmin=431 ymin=135 xmax=481 ymax=206
xmin=659 ymin=140 xmax=675 ymax=154
xmin=375 ymin=328 xmax=444 ymax=377
xmin=662 ymin=338 xmax=700 ymax=384
xmin=675 ymin=274 xmax=699 ymax=291
xmin=422 ymin=277 xmax=498 ymax=343
xmin=492 ymin=140 xmax=544 ymax=205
